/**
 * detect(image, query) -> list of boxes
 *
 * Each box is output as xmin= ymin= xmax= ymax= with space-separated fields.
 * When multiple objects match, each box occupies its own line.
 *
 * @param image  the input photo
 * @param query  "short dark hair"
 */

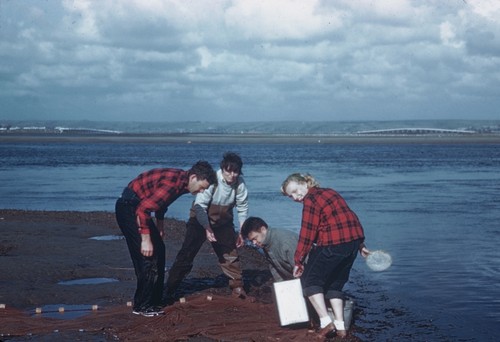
xmin=241 ymin=216 xmax=268 ymax=238
xmin=220 ymin=152 xmax=243 ymax=175
xmin=188 ymin=161 xmax=217 ymax=185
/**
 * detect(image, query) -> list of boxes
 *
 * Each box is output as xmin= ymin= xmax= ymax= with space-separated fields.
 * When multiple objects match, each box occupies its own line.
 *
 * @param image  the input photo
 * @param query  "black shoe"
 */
xmin=132 ymin=306 xmax=165 ymax=317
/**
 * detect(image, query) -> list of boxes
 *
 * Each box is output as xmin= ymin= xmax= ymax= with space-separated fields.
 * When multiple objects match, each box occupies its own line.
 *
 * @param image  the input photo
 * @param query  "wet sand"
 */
xmin=0 ymin=209 xmax=361 ymax=341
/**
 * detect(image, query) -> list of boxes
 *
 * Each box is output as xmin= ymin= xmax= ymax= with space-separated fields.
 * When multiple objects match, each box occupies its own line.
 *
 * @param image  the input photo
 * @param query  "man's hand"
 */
xmin=205 ymin=227 xmax=217 ymax=242
xmin=141 ymin=234 xmax=154 ymax=257
xmin=236 ymin=233 xmax=244 ymax=248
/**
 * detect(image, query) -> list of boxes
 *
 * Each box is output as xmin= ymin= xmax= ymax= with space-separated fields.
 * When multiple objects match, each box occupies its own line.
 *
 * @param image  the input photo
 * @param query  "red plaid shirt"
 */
xmin=128 ymin=168 xmax=189 ymax=234
xmin=294 ymin=187 xmax=365 ymax=265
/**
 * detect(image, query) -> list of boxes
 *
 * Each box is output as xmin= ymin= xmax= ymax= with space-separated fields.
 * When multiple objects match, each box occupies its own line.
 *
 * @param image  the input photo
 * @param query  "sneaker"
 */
xmin=132 ymin=306 xmax=165 ymax=317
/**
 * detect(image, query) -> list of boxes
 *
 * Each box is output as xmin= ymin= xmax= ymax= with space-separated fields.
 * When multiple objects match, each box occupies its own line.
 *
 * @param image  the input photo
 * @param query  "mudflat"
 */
xmin=0 ymin=209 xmax=360 ymax=341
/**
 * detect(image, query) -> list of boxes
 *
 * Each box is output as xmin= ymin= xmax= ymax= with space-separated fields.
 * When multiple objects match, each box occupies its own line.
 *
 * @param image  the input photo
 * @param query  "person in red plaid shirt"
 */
xmin=115 ymin=161 xmax=216 ymax=317
xmin=281 ymin=173 xmax=370 ymax=339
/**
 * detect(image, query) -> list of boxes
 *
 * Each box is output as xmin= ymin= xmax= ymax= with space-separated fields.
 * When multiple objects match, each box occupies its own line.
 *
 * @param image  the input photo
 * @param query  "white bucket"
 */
xmin=327 ymin=298 xmax=355 ymax=330
xmin=273 ymin=279 xmax=309 ymax=326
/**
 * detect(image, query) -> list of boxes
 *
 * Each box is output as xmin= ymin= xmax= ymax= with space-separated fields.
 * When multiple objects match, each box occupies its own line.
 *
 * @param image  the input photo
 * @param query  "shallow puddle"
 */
xmin=58 ymin=278 xmax=119 ymax=285
xmin=88 ymin=235 xmax=124 ymax=241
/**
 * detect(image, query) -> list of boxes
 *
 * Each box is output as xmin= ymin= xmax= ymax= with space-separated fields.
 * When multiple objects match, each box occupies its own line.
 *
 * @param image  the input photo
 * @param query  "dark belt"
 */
xmin=120 ymin=187 xmax=141 ymax=206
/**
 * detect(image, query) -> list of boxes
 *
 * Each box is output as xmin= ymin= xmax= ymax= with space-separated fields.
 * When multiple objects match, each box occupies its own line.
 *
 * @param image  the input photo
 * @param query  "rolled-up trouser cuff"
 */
xmin=303 ymin=287 xmax=345 ymax=301
xmin=325 ymin=290 xmax=345 ymax=300
xmin=303 ymin=285 xmax=325 ymax=297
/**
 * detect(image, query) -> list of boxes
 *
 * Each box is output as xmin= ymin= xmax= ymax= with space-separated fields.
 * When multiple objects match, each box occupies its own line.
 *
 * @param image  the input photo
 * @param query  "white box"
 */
xmin=273 ymin=279 xmax=309 ymax=326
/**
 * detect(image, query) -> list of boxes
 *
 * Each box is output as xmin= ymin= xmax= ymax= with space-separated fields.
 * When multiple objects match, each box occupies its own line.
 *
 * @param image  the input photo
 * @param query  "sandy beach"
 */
xmin=0 ymin=209 xmax=361 ymax=341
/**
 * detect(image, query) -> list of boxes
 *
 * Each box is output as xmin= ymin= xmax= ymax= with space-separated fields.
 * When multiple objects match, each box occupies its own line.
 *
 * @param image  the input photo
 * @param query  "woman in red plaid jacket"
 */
xmin=281 ymin=173 xmax=370 ymax=339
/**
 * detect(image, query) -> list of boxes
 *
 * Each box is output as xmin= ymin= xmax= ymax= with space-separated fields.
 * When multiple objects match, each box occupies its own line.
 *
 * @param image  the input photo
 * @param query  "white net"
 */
xmin=366 ymin=250 xmax=392 ymax=272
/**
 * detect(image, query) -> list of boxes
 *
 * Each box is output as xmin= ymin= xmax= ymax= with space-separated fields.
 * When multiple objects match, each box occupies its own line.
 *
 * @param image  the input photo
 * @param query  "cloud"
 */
xmin=224 ymin=0 xmax=344 ymax=41
xmin=440 ymin=21 xmax=464 ymax=48
xmin=0 ymin=0 xmax=499 ymax=122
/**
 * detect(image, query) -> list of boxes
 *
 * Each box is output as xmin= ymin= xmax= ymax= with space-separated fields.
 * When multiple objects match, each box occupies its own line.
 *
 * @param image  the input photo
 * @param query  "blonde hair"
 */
xmin=280 ymin=173 xmax=320 ymax=195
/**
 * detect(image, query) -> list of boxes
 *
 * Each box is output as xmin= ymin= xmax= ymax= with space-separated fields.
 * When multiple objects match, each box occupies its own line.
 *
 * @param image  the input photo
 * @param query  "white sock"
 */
xmin=320 ymin=316 xmax=333 ymax=328
xmin=334 ymin=320 xmax=345 ymax=330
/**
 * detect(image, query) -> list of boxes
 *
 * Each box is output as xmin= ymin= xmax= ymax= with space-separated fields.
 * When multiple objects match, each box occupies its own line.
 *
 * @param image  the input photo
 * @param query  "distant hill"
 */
xmin=1 ymin=119 xmax=499 ymax=135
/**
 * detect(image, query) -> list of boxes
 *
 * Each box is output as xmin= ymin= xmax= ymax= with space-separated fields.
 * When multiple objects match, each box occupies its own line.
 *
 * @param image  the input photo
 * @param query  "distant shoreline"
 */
xmin=1 ymin=132 xmax=500 ymax=144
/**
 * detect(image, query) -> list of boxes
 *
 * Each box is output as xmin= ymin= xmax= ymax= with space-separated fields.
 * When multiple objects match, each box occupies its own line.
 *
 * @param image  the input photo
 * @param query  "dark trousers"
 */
xmin=301 ymin=239 xmax=361 ymax=300
xmin=165 ymin=217 xmax=243 ymax=296
xmin=115 ymin=198 xmax=165 ymax=311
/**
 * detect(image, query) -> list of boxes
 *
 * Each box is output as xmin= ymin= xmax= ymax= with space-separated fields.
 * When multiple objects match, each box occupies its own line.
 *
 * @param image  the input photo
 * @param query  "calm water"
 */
xmin=1 ymin=141 xmax=499 ymax=341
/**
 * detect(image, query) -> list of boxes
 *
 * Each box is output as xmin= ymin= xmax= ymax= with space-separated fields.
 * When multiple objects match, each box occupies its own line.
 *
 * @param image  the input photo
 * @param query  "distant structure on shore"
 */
xmin=0 ymin=125 xmax=121 ymax=135
xmin=356 ymin=128 xmax=475 ymax=136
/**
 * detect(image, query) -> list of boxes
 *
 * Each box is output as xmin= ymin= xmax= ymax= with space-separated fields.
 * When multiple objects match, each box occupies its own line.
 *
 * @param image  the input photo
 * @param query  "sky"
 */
xmin=1 ymin=0 xmax=499 ymax=122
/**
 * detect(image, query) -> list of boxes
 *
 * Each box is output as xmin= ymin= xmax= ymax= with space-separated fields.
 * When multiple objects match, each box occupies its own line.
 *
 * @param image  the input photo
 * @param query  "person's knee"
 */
xmin=220 ymin=251 xmax=239 ymax=265
xmin=175 ymin=244 xmax=200 ymax=262
xmin=172 ymin=257 xmax=194 ymax=271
